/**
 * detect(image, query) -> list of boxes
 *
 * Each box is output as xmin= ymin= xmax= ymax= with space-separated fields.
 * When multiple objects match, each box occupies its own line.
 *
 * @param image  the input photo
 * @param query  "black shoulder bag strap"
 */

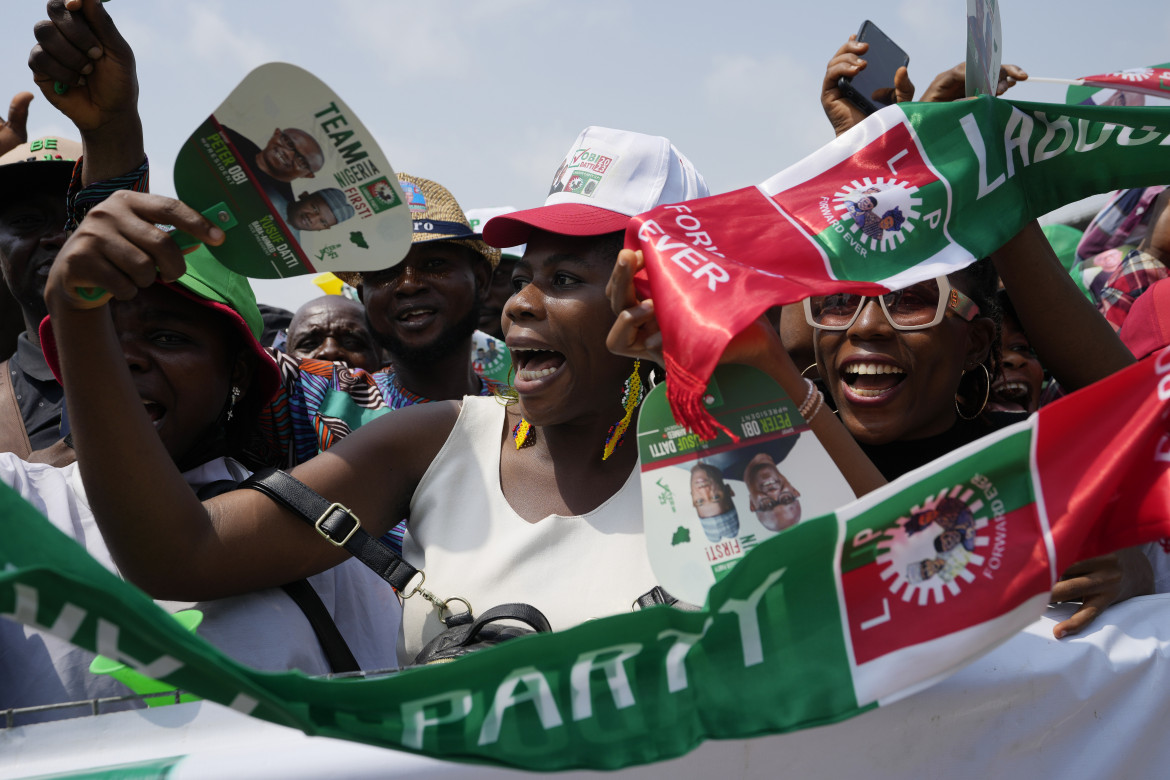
xmin=239 ymin=467 xmax=422 ymax=594
xmin=280 ymin=580 xmax=361 ymax=674
xmin=197 ymin=472 xmax=362 ymax=673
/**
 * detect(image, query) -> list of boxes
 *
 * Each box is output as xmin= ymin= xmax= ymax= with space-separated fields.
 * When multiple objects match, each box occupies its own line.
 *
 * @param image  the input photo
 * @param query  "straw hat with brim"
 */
xmin=334 ymin=173 xmax=499 ymax=288
xmin=0 ymin=136 xmax=82 ymax=200
xmin=39 ymin=244 xmax=282 ymax=407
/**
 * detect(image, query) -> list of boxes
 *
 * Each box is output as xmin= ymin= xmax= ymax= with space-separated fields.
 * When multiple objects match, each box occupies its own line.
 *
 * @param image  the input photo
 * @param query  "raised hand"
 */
xmin=606 ymin=249 xmax=664 ymax=365
xmin=29 ymin=0 xmax=142 ymax=184
xmin=30 ymin=0 xmax=137 ymax=134
xmin=821 ymin=35 xmax=914 ymax=137
xmin=0 ymin=92 xmax=34 ymax=156
xmin=920 ymin=62 xmax=1029 ymax=103
xmin=45 ymin=190 xmax=223 ymax=310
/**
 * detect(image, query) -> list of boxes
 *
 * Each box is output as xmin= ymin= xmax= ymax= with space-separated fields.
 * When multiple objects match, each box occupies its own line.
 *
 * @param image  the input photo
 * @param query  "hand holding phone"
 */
xmin=837 ymin=21 xmax=910 ymax=116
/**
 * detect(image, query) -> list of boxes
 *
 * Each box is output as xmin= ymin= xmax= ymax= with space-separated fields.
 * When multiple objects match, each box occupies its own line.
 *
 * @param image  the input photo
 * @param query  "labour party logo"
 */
xmin=875 ymin=486 xmax=990 ymax=606
xmin=832 ymin=177 xmax=922 ymax=253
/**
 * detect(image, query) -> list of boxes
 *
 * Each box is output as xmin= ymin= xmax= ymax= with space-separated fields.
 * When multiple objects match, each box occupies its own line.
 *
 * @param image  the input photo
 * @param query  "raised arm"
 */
xmin=29 ymin=0 xmax=143 ymax=185
xmin=992 ymin=220 xmax=1134 ymax=390
xmin=43 ymin=192 xmax=454 ymax=599
xmin=991 ymin=221 xmax=1152 ymax=636
xmin=607 ymin=249 xmax=886 ymax=497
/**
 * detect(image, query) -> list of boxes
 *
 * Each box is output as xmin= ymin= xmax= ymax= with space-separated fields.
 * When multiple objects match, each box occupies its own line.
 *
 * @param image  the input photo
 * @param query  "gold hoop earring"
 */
xmin=955 ymin=364 xmax=990 ymax=421
xmin=800 ymin=363 xmax=819 ymax=378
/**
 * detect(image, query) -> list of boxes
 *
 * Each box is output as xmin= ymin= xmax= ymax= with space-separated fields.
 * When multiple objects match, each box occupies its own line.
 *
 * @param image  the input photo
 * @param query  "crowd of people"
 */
xmin=2 ymin=0 xmax=1168 ymax=727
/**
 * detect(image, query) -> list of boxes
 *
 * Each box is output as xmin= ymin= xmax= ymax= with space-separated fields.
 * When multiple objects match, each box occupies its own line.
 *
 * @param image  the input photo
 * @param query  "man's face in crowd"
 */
xmin=691 ymin=465 xmax=734 ymax=519
xmin=287 ymin=192 xmax=338 ymax=232
xmin=478 ymin=254 xmax=518 ymax=341
xmin=287 ymin=295 xmax=381 ymax=371
xmin=360 ymin=242 xmax=489 ymax=366
xmin=258 ymin=128 xmax=324 ymax=182
xmin=0 ymin=189 xmax=69 ymax=329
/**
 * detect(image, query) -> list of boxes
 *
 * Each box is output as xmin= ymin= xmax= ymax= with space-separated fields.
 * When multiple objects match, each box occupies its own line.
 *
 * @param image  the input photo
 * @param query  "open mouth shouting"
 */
xmin=142 ymin=399 xmax=166 ymax=428
xmin=988 ymin=379 xmax=1033 ymax=414
xmin=839 ymin=359 xmax=906 ymax=403
xmin=510 ymin=345 xmax=567 ymax=390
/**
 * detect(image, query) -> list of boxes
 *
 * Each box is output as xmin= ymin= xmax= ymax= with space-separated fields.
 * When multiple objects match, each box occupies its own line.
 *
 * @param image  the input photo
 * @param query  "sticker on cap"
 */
xmin=403 ymin=181 xmax=427 ymax=212
xmin=548 ymin=147 xmax=618 ymax=198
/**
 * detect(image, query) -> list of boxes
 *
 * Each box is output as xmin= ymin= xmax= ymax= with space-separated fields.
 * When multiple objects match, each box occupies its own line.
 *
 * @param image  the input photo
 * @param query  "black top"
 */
xmin=860 ymin=411 xmax=1029 ymax=482
xmin=8 ymin=332 xmax=65 ymax=450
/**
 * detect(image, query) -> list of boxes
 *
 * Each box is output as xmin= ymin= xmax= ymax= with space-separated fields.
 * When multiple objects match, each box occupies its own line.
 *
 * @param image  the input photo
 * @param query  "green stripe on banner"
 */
xmin=915 ymin=98 xmax=1170 ymax=270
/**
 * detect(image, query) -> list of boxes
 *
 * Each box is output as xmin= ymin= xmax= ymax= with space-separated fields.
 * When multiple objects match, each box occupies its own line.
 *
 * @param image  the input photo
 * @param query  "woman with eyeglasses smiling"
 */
xmin=804 ymin=270 xmax=996 ymax=459
xmin=610 ymin=221 xmax=1153 ymax=637
xmin=807 ymin=223 xmax=1153 ymax=637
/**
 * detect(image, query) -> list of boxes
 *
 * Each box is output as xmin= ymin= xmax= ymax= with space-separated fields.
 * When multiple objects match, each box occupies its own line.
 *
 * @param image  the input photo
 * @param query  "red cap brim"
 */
xmin=482 ymin=203 xmax=632 ymax=248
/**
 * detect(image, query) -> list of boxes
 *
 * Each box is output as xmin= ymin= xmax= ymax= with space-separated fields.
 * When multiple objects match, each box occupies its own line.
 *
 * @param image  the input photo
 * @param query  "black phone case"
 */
xmin=837 ymin=74 xmax=881 ymax=116
xmin=837 ymin=21 xmax=909 ymax=116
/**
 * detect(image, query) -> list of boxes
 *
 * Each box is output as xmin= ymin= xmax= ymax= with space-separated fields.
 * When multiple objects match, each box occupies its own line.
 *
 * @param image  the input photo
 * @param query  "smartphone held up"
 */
xmin=837 ymin=20 xmax=909 ymax=115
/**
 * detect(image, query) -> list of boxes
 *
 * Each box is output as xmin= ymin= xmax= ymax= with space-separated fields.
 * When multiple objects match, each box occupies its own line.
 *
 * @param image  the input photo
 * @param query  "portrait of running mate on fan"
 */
xmin=2 ymin=0 xmax=1165 ymax=701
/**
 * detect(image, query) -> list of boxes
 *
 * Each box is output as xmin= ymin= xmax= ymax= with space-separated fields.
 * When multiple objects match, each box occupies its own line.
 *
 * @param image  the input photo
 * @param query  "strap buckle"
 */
xmin=400 ymin=570 xmax=426 ymax=599
xmin=314 ymin=503 xmax=360 ymax=547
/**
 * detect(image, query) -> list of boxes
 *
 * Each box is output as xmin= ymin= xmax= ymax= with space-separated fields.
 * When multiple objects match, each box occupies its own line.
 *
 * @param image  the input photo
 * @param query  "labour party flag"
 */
xmin=1 ymin=349 xmax=1168 ymax=771
xmin=1070 ymin=64 xmax=1170 ymax=102
xmin=627 ymin=95 xmax=1170 ymax=438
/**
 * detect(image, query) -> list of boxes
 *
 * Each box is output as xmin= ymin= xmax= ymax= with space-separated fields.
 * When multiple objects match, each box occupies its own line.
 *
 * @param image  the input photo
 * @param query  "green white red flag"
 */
xmin=626 ymin=96 xmax=1170 ymax=438
xmin=1 ymin=350 xmax=1168 ymax=771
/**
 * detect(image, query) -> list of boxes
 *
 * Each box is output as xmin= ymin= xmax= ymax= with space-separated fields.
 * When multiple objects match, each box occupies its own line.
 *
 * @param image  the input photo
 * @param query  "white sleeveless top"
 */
xmin=401 ymin=396 xmax=655 ymax=660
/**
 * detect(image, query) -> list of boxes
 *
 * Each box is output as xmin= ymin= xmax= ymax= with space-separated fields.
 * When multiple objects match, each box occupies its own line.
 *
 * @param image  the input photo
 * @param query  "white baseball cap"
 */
xmin=482 ymin=126 xmax=708 ymax=247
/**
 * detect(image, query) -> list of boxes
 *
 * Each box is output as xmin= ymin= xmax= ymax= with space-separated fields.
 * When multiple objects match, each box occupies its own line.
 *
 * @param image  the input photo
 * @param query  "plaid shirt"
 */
xmin=1098 ymin=249 xmax=1169 ymax=331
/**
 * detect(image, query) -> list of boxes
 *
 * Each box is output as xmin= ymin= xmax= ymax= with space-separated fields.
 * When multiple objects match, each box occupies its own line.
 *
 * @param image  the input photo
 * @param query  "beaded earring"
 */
xmin=602 ymin=360 xmax=643 ymax=461
xmin=512 ymin=417 xmax=536 ymax=449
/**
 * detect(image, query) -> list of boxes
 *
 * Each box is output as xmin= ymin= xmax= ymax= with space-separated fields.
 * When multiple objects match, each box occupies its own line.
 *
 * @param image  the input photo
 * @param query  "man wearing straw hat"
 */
xmin=257 ymin=172 xmax=505 ymax=472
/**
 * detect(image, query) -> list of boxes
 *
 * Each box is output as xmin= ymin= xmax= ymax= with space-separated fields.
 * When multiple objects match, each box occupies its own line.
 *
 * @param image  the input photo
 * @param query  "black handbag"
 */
xmin=411 ymin=603 xmax=552 ymax=665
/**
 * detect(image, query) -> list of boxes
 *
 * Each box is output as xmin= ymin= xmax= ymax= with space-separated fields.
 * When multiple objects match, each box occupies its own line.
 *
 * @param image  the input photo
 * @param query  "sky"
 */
xmin=2 ymin=0 xmax=1167 ymax=311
